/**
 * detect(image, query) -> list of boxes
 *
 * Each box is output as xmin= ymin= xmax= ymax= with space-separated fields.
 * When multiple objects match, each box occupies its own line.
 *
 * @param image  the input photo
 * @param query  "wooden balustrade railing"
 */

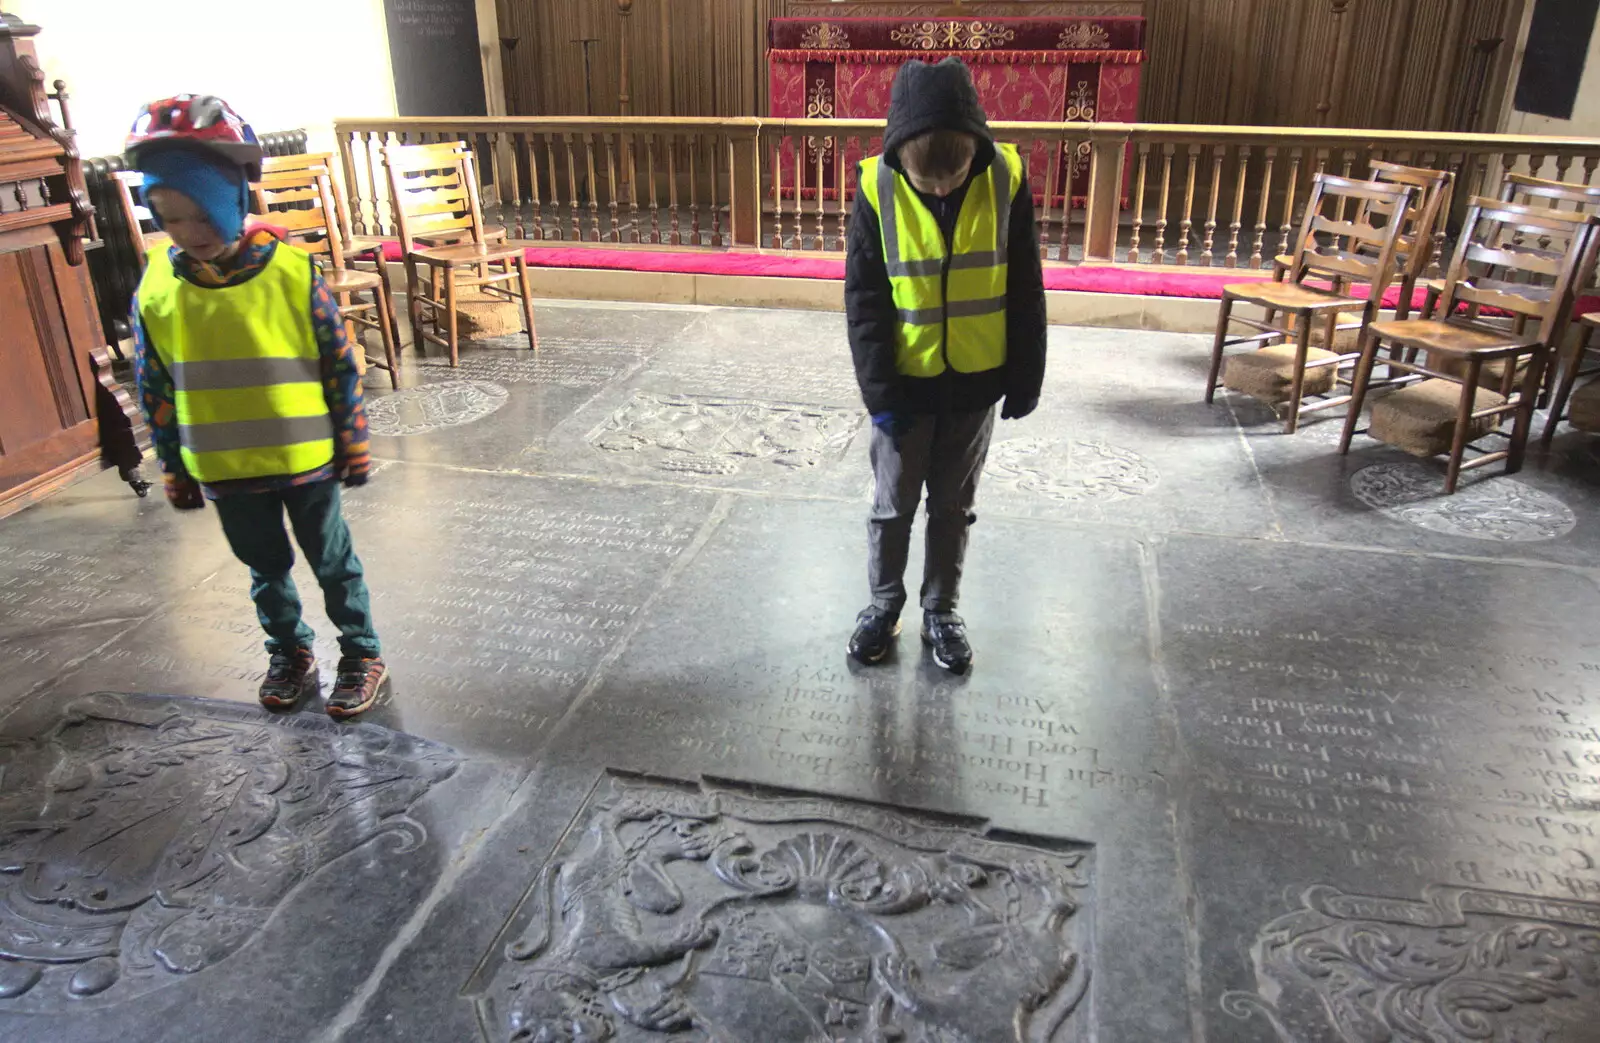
xmin=336 ymin=117 xmax=1600 ymax=270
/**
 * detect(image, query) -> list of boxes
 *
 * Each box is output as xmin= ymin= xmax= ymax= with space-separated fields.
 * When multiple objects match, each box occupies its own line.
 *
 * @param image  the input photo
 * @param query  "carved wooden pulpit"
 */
xmin=0 ymin=10 xmax=147 ymax=515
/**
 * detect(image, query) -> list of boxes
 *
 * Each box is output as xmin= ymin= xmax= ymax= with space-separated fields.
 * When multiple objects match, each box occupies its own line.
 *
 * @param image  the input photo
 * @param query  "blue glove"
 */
xmin=871 ymin=412 xmax=912 ymax=448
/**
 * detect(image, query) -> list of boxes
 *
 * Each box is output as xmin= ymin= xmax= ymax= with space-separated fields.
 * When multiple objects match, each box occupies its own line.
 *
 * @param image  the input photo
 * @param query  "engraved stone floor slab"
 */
xmin=0 ymin=692 xmax=511 ymax=1043
xmin=470 ymin=774 xmax=1094 ymax=1043
xmin=43 ymin=470 xmax=720 ymax=757
xmin=1154 ymin=534 xmax=1600 ymax=1042
xmin=367 ymin=302 xmax=708 ymax=471
xmin=1227 ymin=390 xmax=1600 ymax=567
xmin=3 ymin=304 xmax=1600 ymax=1041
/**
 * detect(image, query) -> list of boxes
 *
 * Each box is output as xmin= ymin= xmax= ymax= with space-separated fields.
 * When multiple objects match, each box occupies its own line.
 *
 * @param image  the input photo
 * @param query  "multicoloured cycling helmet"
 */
xmin=125 ymin=95 xmax=263 ymax=179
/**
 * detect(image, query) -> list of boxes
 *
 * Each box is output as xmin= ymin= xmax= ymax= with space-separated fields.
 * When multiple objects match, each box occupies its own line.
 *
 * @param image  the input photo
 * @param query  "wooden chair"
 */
xmin=1270 ymin=161 xmax=1453 ymax=327
xmin=110 ymin=169 xmax=172 ymax=259
xmin=254 ymin=162 xmax=401 ymax=388
xmin=1206 ymin=174 xmax=1417 ymax=433
xmin=1542 ymin=311 xmax=1600 ymax=442
xmin=1421 ymin=173 xmax=1600 ymax=320
xmin=1339 ymin=198 xmax=1599 ymax=492
xmin=381 ymin=141 xmax=537 ymax=366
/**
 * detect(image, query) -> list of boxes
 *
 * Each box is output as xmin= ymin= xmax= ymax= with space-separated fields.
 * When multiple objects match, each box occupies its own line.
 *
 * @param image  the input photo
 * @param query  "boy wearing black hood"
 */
xmin=845 ymin=57 xmax=1047 ymax=674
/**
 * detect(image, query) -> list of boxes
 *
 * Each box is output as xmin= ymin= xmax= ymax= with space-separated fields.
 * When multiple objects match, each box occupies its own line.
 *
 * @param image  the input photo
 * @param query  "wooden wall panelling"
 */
xmin=495 ymin=0 xmax=1522 ymax=130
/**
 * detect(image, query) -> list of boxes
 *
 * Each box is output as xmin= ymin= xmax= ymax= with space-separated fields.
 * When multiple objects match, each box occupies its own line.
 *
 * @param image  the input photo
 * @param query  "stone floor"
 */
xmin=1 ymin=301 xmax=1598 ymax=1043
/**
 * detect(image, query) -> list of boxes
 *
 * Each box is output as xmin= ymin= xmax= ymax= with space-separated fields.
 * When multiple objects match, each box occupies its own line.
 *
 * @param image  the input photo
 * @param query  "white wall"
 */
xmin=1503 ymin=5 xmax=1600 ymax=137
xmin=11 ymin=0 xmax=399 ymax=159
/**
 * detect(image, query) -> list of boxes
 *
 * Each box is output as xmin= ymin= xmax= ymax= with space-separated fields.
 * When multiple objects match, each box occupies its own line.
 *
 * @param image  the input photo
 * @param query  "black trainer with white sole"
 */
xmin=848 ymin=607 xmax=901 ymax=665
xmin=921 ymin=612 xmax=973 ymax=673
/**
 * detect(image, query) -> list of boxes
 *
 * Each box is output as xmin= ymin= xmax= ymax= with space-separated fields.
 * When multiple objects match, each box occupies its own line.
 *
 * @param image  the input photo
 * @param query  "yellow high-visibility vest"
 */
xmin=861 ymin=142 xmax=1023 ymax=378
xmin=138 ymin=243 xmax=334 ymax=483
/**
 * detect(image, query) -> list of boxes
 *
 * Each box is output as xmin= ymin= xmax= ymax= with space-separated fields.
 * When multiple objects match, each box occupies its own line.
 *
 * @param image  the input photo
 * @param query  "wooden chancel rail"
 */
xmin=337 ymin=117 xmax=1600 ymax=268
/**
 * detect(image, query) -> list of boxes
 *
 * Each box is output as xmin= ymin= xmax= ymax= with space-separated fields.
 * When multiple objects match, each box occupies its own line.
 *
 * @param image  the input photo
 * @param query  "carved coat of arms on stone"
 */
xmin=588 ymin=392 xmax=862 ymax=476
xmin=470 ymin=776 xmax=1093 ymax=1042
xmin=985 ymin=437 xmax=1158 ymax=504
xmin=0 ymin=694 xmax=459 ymax=1008
xmin=1224 ymin=884 xmax=1600 ymax=1042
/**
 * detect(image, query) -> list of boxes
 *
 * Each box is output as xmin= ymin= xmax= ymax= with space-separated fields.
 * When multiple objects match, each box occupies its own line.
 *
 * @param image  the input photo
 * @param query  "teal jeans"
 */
xmin=212 ymin=481 xmax=381 ymax=658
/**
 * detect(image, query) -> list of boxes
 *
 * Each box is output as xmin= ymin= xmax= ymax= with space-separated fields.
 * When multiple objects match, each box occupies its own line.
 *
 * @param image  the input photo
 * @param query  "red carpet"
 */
xmin=374 ymin=242 xmax=1600 ymax=316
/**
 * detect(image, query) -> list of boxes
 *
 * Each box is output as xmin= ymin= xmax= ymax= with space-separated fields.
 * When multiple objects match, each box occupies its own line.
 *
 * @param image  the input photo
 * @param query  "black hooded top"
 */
xmin=845 ymin=57 xmax=1047 ymax=417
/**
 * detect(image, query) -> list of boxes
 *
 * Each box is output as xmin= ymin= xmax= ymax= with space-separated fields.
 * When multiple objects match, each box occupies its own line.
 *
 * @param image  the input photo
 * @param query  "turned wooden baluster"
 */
xmin=531 ymin=132 xmax=550 ymax=239
xmin=561 ymin=135 xmax=580 ymax=241
xmin=646 ymin=135 xmax=660 ymax=244
xmin=1278 ymin=147 xmax=1303 ymax=261
xmin=1585 ymin=154 xmax=1600 ymax=186
xmin=806 ymin=134 xmax=819 ymax=247
xmin=667 ymin=138 xmax=681 ymax=245
xmin=340 ymin=132 xmax=367 ymax=236
xmin=605 ymin=133 xmax=620 ymax=241
xmin=1526 ymin=153 xmax=1546 ymax=179
xmin=1335 ymin=149 xmax=1356 ymax=222
xmin=771 ymin=135 xmax=784 ymax=248
xmin=836 ymin=135 xmax=849 ymax=247
xmin=626 ymin=134 xmax=641 ymax=243
xmin=1128 ymin=142 xmax=1150 ymax=263
xmin=792 ymin=136 xmax=805 ymax=249
xmin=364 ymin=131 xmax=383 ymax=236
xmin=501 ymin=132 xmax=525 ymax=239
xmin=1251 ymin=146 xmax=1276 ymax=269
xmin=1556 ymin=153 xmax=1576 ymax=200
xmin=1202 ymin=144 xmax=1224 ymax=266
xmin=1225 ymin=145 xmax=1250 ymax=268
xmin=1153 ymin=143 xmax=1173 ymax=264
xmin=1060 ymin=136 xmax=1076 ymax=260
xmin=584 ymin=134 xmax=602 ymax=240
xmin=1177 ymin=144 xmax=1200 ymax=265
xmin=688 ymin=138 xmax=702 ymax=245
xmin=708 ymin=134 xmax=723 ymax=247
xmin=1040 ymin=141 xmax=1059 ymax=262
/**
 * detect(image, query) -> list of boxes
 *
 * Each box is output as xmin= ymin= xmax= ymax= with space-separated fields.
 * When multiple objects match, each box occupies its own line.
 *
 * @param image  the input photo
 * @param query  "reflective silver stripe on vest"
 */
xmin=946 ymin=296 xmax=1007 ymax=319
xmin=169 ymin=356 xmax=322 ymax=392
xmin=879 ymin=155 xmax=1012 ymax=278
xmin=180 ymin=415 xmax=334 ymax=454
xmin=897 ymin=306 xmax=946 ymax=326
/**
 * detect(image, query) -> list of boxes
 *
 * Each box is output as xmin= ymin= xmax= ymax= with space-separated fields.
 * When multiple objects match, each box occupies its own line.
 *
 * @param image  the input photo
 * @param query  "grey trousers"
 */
xmin=868 ymin=409 xmax=995 ymax=616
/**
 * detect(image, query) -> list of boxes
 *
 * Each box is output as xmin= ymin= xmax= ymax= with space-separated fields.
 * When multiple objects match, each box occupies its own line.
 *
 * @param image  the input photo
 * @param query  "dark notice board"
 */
xmin=383 ymin=0 xmax=488 ymax=117
xmin=1514 ymin=0 xmax=1600 ymax=120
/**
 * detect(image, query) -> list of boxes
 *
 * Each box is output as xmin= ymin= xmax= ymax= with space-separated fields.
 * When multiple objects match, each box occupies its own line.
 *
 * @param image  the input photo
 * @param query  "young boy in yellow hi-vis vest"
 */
xmin=128 ymin=95 xmax=386 ymax=717
xmin=845 ymin=58 xmax=1047 ymax=674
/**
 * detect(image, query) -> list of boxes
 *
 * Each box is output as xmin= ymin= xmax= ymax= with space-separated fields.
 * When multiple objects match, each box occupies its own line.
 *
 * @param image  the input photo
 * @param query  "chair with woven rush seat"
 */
xmin=1268 ymin=161 xmax=1453 ymax=336
xmin=1543 ymin=311 xmax=1600 ymax=442
xmin=382 ymin=141 xmax=537 ymax=367
xmin=253 ymin=161 xmax=400 ymax=388
xmin=1206 ymin=174 xmax=1416 ymax=433
xmin=1340 ymin=197 xmax=1600 ymax=493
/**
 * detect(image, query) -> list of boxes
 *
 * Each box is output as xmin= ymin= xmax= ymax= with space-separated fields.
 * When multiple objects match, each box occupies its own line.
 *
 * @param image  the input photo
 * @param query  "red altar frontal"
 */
xmin=768 ymin=16 xmax=1144 ymax=204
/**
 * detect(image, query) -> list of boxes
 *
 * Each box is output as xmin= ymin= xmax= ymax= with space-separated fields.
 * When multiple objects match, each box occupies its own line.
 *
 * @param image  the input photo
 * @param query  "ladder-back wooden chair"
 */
xmin=1340 ymin=198 xmax=1599 ymax=492
xmin=1420 ymin=173 xmax=1600 ymax=320
xmin=1269 ymin=161 xmax=1453 ymax=328
xmin=1542 ymin=311 xmax=1600 ymax=442
xmin=382 ymin=141 xmax=537 ymax=366
xmin=1206 ymin=174 xmax=1416 ymax=433
xmin=254 ymin=161 xmax=400 ymax=388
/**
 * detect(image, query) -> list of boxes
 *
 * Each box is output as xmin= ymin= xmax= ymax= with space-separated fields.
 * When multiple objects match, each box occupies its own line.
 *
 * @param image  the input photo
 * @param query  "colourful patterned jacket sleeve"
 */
xmin=131 ymin=296 xmax=189 ymax=478
xmin=310 ymin=272 xmax=371 ymax=481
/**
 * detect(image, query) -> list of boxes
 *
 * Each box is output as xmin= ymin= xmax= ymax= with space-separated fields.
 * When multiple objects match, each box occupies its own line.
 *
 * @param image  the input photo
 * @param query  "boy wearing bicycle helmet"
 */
xmin=128 ymin=95 xmax=387 ymax=718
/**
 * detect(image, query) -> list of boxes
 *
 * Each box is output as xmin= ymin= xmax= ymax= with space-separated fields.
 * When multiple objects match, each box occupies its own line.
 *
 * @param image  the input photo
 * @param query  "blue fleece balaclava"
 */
xmin=137 ymin=147 xmax=250 ymax=243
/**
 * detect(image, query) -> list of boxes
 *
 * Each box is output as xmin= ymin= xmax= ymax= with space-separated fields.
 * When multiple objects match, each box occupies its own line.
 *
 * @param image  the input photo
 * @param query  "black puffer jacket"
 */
xmin=845 ymin=57 xmax=1047 ymax=416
